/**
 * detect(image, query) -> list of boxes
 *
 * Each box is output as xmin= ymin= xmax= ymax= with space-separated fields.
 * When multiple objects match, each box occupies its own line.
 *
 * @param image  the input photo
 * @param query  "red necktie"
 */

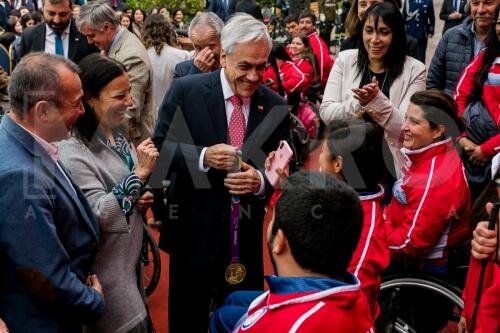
xmin=228 ymin=95 xmax=246 ymax=149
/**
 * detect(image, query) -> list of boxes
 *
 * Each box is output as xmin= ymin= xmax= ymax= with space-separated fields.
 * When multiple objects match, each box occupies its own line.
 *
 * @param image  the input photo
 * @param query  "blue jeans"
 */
xmin=209 ymin=291 xmax=264 ymax=333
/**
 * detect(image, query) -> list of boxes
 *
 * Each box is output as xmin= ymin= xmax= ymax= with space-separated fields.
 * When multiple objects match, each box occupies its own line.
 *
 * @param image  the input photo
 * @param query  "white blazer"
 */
xmin=320 ymin=49 xmax=426 ymax=172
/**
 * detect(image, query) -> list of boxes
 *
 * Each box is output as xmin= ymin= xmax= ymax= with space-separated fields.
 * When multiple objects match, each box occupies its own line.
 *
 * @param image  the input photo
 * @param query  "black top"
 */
xmin=359 ymin=69 xmax=390 ymax=99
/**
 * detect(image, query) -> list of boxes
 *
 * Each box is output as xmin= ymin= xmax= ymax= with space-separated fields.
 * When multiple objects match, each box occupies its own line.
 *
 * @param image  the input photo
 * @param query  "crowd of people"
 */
xmin=0 ymin=0 xmax=499 ymax=332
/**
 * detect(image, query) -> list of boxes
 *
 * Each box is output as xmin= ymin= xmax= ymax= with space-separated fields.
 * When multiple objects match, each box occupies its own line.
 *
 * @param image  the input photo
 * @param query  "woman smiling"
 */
xmin=320 ymin=2 xmax=426 ymax=171
xmin=386 ymin=90 xmax=470 ymax=272
xmin=58 ymin=54 xmax=158 ymax=333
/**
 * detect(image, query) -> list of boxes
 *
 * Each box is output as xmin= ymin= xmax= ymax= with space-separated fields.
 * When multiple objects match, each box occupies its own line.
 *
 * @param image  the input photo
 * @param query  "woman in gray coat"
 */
xmin=59 ymin=54 xmax=158 ymax=333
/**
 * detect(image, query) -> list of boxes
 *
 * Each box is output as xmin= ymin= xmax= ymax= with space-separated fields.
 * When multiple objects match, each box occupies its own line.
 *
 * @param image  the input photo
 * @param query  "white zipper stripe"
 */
xmin=389 ymin=156 xmax=436 ymax=250
xmin=354 ymin=201 xmax=377 ymax=277
xmin=288 ymin=302 xmax=326 ymax=333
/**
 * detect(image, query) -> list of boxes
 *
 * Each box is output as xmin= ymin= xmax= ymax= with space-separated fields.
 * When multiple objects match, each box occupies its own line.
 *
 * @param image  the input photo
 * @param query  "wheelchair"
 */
xmin=376 ymin=247 xmax=469 ymax=333
xmin=376 ymin=273 xmax=463 ymax=333
xmin=141 ymin=223 xmax=161 ymax=297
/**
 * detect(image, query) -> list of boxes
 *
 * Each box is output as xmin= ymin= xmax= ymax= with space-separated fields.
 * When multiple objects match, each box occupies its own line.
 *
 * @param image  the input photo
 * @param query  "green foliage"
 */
xmin=125 ymin=0 xmax=206 ymax=16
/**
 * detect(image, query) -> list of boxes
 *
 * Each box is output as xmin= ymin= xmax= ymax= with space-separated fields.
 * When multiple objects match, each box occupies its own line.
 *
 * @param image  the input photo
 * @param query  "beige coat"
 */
xmin=109 ymin=28 xmax=154 ymax=146
xmin=320 ymin=49 xmax=426 ymax=172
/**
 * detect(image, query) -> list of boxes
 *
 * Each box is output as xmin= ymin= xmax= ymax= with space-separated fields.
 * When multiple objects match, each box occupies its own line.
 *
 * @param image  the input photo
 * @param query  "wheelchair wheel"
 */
xmin=141 ymin=225 xmax=161 ymax=297
xmin=377 ymin=274 xmax=463 ymax=333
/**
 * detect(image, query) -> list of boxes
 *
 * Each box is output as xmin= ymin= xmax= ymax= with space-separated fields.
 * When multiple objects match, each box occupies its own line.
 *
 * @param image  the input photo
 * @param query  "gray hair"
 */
xmin=76 ymin=0 xmax=119 ymax=30
xmin=188 ymin=11 xmax=224 ymax=40
xmin=9 ymin=53 xmax=80 ymax=116
xmin=221 ymin=13 xmax=271 ymax=55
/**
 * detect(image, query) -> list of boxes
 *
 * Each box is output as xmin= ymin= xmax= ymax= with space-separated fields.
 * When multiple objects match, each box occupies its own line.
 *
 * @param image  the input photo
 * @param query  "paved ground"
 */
xmin=426 ymin=0 xmax=445 ymax=65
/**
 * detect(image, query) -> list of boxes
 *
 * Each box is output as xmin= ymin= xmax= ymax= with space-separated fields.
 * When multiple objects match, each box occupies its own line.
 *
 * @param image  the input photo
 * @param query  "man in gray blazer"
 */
xmin=77 ymin=1 xmax=154 ymax=147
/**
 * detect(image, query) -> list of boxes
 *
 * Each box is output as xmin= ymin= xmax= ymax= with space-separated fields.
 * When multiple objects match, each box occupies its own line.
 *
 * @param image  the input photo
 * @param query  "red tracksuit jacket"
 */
xmin=293 ymin=58 xmax=315 ymax=93
xmin=307 ymin=32 xmax=333 ymax=87
xmin=385 ymin=139 xmax=471 ymax=262
xmin=462 ymin=257 xmax=500 ymax=333
xmin=233 ymin=277 xmax=374 ymax=333
xmin=455 ymin=51 xmax=500 ymax=159
xmin=349 ymin=188 xmax=390 ymax=320
xmin=263 ymin=61 xmax=306 ymax=95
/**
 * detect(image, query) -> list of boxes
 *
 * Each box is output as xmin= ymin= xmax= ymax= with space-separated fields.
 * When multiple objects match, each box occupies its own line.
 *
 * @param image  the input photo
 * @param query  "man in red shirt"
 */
xmin=210 ymin=171 xmax=374 ymax=333
xmin=298 ymin=10 xmax=334 ymax=87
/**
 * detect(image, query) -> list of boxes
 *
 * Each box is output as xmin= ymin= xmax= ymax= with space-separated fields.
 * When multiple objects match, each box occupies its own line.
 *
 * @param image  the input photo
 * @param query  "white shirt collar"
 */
xmin=46 ymin=20 xmax=71 ymax=37
xmin=15 ymin=120 xmax=59 ymax=162
xmin=220 ymin=68 xmax=251 ymax=106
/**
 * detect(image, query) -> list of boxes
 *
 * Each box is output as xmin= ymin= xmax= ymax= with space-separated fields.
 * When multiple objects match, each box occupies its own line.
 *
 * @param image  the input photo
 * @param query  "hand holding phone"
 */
xmin=265 ymin=141 xmax=293 ymax=187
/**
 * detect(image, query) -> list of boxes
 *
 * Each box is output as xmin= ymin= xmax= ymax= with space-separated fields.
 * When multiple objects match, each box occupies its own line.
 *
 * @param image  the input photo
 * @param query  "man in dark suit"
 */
xmin=174 ymin=11 xmax=224 ymax=79
xmin=153 ymin=14 xmax=290 ymax=333
xmin=18 ymin=0 xmax=97 ymax=63
xmin=207 ymin=0 xmax=236 ymax=22
xmin=0 ymin=53 xmax=104 ymax=332
xmin=439 ymin=0 xmax=468 ymax=34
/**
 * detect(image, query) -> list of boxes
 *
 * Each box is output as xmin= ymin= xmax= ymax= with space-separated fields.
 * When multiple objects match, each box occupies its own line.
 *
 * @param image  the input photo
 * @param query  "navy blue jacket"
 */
xmin=174 ymin=59 xmax=203 ymax=79
xmin=207 ymin=0 xmax=236 ymax=22
xmin=439 ymin=0 xmax=468 ymax=34
xmin=403 ymin=0 xmax=435 ymax=39
xmin=0 ymin=116 xmax=104 ymax=332
xmin=152 ymin=69 xmax=289 ymax=284
xmin=18 ymin=21 xmax=98 ymax=64
xmin=427 ymin=17 xmax=476 ymax=94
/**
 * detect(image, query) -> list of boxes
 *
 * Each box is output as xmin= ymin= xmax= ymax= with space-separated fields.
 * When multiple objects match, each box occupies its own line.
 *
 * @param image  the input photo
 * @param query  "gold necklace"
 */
xmin=369 ymin=69 xmax=389 ymax=93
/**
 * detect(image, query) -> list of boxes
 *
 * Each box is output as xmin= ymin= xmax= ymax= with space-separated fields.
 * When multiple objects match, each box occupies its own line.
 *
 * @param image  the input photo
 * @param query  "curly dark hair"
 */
xmin=142 ymin=13 xmax=176 ymax=55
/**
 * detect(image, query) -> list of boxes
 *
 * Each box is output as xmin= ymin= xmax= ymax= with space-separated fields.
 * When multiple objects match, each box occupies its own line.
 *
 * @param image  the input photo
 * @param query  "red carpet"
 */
xmin=147 ymin=145 xmax=321 ymax=332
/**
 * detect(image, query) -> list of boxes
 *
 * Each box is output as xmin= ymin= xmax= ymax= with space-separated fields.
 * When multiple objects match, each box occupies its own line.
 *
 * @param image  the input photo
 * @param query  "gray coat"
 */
xmin=427 ymin=17 xmax=476 ymax=94
xmin=58 ymin=136 xmax=147 ymax=333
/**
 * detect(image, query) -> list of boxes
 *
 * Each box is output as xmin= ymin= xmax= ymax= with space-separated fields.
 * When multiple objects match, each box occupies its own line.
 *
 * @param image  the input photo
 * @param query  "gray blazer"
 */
xmin=58 ymin=136 xmax=147 ymax=333
xmin=109 ymin=28 xmax=154 ymax=146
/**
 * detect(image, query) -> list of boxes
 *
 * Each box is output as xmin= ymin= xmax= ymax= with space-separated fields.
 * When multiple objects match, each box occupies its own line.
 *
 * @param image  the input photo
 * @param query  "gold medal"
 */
xmin=225 ymin=262 xmax=246 ymax=285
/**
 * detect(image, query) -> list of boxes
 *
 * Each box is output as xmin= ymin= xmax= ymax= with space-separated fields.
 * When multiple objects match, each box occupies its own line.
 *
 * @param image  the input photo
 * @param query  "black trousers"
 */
xmin=168 ymin=253 xmax=263 ymax=333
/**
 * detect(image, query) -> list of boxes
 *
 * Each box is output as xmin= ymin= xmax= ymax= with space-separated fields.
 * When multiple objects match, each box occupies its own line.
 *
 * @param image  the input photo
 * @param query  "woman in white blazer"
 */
xmin=320 ymin=2 xmax=426 ymax=171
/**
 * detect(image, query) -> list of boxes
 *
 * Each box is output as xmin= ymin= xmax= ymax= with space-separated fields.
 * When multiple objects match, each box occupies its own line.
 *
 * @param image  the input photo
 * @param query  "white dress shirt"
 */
xmin=198 ymin=68 xmax=265 ymax=194
xmin=44 ymin=22 xmax=70 ymax=59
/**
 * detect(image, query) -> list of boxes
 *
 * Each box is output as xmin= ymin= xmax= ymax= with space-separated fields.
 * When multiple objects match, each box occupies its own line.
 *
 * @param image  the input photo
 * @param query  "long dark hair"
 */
xmin=294 ymin=33 xmax=320 ymax=83
xmin=326 ymin=120 xmax=385 ymax=192
xmin=73 ymin=54 xmax=127 ymax=147
xmin=470 ymin=5 xmax=500 ymax=103
xmin=268 ymin=42 xmax=292 ymax=96
xmin=356 ymin=2 xmax=407 ymax=89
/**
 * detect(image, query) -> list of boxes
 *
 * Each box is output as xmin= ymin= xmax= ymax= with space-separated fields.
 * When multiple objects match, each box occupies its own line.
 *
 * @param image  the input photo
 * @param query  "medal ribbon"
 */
xmin=230 ymin=194 xmax=240 ymax=263
xmin=230 ymin=153 xmax=241 ymax=264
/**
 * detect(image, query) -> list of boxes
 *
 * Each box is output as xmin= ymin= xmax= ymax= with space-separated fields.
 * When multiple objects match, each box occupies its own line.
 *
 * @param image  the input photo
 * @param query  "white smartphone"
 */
xmin=265 ymin=140 xmax=294 ymax=187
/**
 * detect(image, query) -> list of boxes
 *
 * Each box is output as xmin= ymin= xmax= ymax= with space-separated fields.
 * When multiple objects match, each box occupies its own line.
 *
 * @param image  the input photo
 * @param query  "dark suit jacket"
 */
xmin=439 ymin=0 xmax=468 ymax=34
xmin=173 ymin=59 xmax=203 ymax=79
xmin=235 ymin=0 xmax=263 ymax=20
xmin=207 ymin=0 xmax=237 ymax=22
xmin=0 ymin=116 xmax=104 ymax=332
xmin=18 ymin=21 xmax=98 ymax=64
xmin=152 ymin=69 xmax=289 ymax=287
